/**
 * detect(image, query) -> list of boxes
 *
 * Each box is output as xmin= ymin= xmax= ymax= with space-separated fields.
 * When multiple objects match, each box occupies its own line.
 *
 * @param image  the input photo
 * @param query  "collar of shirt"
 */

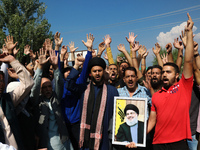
xmin=122 ymin=84 xmax=143 ymax=97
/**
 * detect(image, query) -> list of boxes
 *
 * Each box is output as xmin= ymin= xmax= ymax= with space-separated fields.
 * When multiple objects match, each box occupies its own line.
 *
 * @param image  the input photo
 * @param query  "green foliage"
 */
xmin=152 ymin=47 xmax=184 ymax=74
xmin=0 ymin=0 xmax=53 ymax=60
xmin=115 ymin=51 xmax=130 ymax=64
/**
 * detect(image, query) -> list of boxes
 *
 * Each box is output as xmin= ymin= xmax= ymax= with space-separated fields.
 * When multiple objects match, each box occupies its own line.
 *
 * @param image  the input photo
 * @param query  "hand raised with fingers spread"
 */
xmin=60 ymin=45 xmax=68 ymax=61
xmin=4 ymin=35 xmax=18 ymax=53
xmin=138 ymin=45 xmax=147 ymax=57
xmin=165 ymin=43 xmax=172 ymax=53
xmin=104 ymin=34 xmax=112 ymax=47
xmin=49 ymin=50 xmax=58 ymax=69
xmin=173 ymin=38 xmax=183 ymax=50
xmin=143 ymin=78 xmax=152 ymax=91
xmin=37 ymin=48 xmax=49 ymax=68
xmin=13 ymin=47 xmax=20 ymax=56
xmin=74 ymin=54 xmax=85 ymax=69
xmin=131 ymin=41 xmax=141 ymax=52
xmin=98 ymin=41 xmax=106 ymax=53
xmin=45 ymin=38 xmax=53 ymax=51
xmin=54 ymin=32 xmax=63 ymax=49
xmin=82 ymin=33 xmax=94 ymax=51
xmin=117 ymin=44 xmax=126 ymax=53
xmin=152 ymin=43 xmax=161 ymax=55
xmin=161 ymin=53 xmax=168 ymax=64
xmin=185 ymin=13 xmax=194 ymax=32
xmin=126 ymin=32 xmax=137 ymax=45
xmin=68 ymin=41 xmax=78 ymax=53
xmin=24 ymin=45 xmax=31 ymax=55
xmin=143 ymin=51 xmax=149 ymax=58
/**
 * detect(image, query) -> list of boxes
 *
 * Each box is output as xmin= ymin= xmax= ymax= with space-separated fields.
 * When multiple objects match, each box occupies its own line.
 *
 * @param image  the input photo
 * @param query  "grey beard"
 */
xmin=126 ymin=116 xmax=138 ymax=126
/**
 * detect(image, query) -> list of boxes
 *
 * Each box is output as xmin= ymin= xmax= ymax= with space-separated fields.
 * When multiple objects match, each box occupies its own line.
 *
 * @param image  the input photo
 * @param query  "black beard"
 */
xmin=151 ymin=78 xmax=162 ymax=89
xmin=91 ymin=75 xmax=104 ymax=85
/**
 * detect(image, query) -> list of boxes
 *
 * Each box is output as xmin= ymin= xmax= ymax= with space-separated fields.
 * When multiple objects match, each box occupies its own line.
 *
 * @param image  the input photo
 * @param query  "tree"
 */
xmin=115 ymin=51 xmax=130 ymax=64
xmin=152 ymin=48 xmax=184 ymax=74
xmin=0 ymin=0 xmax=53 ymax=60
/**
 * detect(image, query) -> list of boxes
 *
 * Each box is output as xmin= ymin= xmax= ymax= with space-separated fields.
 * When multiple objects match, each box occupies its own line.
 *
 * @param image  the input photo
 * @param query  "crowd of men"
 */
xmin=0 ymin=13 xmax=199 ymax=150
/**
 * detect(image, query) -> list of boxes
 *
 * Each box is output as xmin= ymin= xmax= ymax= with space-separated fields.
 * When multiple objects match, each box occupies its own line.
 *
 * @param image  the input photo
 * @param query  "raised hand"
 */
xmin=161 ymin=53 xmax=168 ymax=64
xmin=98 ymin=41 xmax=106 ymax=54
xmin=185 ymin=13 xmax=194 ymax=32
xmin=64 ymin=53 xmax=69 ymax=68
xmin=54 ymin=32 xmax=63 ymax=48
xmin=13 ymin=47 xmax=20 ymax=57
xmin=60 ymin=45 xmax=68 ymax=61
xmin=45 ymin=38 xmax=53 ymax=51
xmin=104 ymin=34 xmax=112 ymax=47
xmin=117 ymin=44 xmax=126 ymax=52
xmin=165 ymin=43 xmax=172 ymax=53
xmin=173 ymin=38 xmax=183 ymax=50
xmin=152 ymin=43 xmax=161 ymax=55
xmin=74 ymin=54 xmax=85 ymax=69
xmin=103 ymin=51 xmax=108 ymax=60
xmin=37 ymin=48 xmax=49 ymax=68
xmin=7 ymin=68 xmax=18 ymax=79
xmin=131 ymin=41 xmax=141 ymax=52
xmin=138 ymin=45 xmax=147 ymax=57
xmin=24 ymin=45 xmax=30 ymax=55
xmin=143 ymin=51 xmax=149 ymax=58
xmin=82 ymin=33 xmax=94 ymax=50
xmin=68 ymin=41 xmax=78 ymax=53
xmin=180 ymin=29 xmax=187 ymax=47
xmin=49 ymin=50 xmax=58 ymax=69
xmin=126 ymin=32 xmax=137 ymax=45
xmin=29 ymin=50 xmax=36 ymax=60
xmin=143 ymin=78 xmax=152 ymax=91
xmin=4 ymin=35 xmax=18 ymax=53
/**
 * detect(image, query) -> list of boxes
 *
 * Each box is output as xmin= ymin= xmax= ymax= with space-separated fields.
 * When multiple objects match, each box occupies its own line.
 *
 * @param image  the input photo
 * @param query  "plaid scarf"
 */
xmin=79 ymin=82 xmax=107 ymax=150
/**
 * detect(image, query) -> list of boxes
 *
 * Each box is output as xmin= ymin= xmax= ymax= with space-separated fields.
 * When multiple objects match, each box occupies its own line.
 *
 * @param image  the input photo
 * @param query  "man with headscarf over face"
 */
xmin=67 ymin=57 xmax=119 ymax=150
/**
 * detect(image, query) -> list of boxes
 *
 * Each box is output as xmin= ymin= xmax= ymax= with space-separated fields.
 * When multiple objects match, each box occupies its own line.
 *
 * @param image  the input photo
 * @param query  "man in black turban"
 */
xmin=116 ymin=104 xmax=144 ymax=144
xmin=88 ymin=57 xmax=106 ymax=85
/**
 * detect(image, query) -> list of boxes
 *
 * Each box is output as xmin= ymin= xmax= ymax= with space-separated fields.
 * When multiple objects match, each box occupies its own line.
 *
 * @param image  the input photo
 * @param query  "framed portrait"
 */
xmin=112 ymin=97 xmax=147 ymax=147
xmin=67 ymin=49 xmax=97 ymax=62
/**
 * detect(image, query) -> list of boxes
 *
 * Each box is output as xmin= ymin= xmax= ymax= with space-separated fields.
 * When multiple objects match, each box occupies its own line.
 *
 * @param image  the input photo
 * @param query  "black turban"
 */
xmin=124 ymin=104 xmax=139 ymax=115
xmin=88 ymin=57 xmax=106 ymax=72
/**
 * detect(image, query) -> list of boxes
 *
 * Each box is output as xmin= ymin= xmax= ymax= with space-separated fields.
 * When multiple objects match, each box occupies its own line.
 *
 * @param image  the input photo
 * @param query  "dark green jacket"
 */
xmin=116 ymin=121 xmax=144 ymax=144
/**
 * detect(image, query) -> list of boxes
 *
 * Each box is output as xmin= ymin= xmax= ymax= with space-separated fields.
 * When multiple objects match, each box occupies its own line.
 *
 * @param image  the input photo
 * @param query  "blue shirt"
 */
xmin=118 ymin=84 xmax=152 ymax=118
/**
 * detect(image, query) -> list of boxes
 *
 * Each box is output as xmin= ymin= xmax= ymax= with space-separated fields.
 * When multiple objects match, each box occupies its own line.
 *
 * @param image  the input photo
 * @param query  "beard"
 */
xmin=126 ymin=115 xmax=138 ymax=126
xmin=163 ymin=76 xmax=176 ymax=90
xmin=151 ymin=78 xmax=162 ymax=89
xmin=91 ymin=75 xmax=104 ymax=85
